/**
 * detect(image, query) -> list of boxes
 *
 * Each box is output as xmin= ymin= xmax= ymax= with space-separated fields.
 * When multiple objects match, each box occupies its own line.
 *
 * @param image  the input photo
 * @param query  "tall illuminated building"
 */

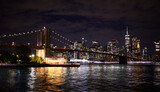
xmin=112 ymin=39 xmax=119 ymax=53
xmin=69 ymin=43 xmax=74 ymax=49
xmin=107 ymin=41 xmax=112 ymax=52
xmin=89 ymin=41 xmax=102 ymax=52
xmin=73 ymin=41 xmax=78 ymax=59
xmin=74 ymin=41 xmax=78 ymax=49
xmin=107 ymin=39 xmax=119 ymax=53
xmin=154 ymin=41 xmax=160 ymax=61
xmin=154 ymin=41 xmax=160 ymax=52
xmin=131 ymin=36 xmax=138 ymax=54
xmin=81 ymin=38 xmax=88 ymax=50
xmin=137 ymin=39 xmax=141 ymax=55
xmin=89 ymin=41 xmax=103 ymax=60
xmin=125 ymin=26 xmax=130 ymax=54
xmin=142 ymin=47 xmax=148 ymax=60
xmin=131 ymin=36 xmax=141 ymax=57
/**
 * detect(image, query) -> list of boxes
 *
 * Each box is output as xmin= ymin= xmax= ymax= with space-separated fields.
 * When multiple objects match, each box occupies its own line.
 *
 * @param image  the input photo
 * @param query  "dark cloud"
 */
xmin=0 ymin=0 xmax=160 ymax=53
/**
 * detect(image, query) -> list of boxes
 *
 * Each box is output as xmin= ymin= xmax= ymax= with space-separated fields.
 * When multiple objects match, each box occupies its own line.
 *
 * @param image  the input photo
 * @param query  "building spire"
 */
xmin=126 ymin=26 xmax=128 ymax=35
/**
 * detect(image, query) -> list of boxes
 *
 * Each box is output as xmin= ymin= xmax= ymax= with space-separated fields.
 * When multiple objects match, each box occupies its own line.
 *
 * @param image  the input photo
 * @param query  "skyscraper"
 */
xmin=131 ymin=36 xmax=141 ymax=57
xmin=154 ymin=41 xmax=160 ymax=52
xmin=81 ymin=38 xmax=88 ymax=50
xmin=107 ymin=39 xmax=119 ymax=53
xmin=142 ymin=47 xmax=148 ymax=60
xmin=90 ymin=41 xmax=100 ymax=51
xmin=131 ymin=36 xmax=138 ymax=54
xmin=154 ymin=41 xmax=160 ymax=61
xmin=74 ymin=41 xmax=78 ymax=49
xmin=137 ymin=39 xmax=141 ymax=56
xmin=125 ymin=26 xmax=130 ymax=54
xmin=90 ymin=41 xmax=103 ymax=52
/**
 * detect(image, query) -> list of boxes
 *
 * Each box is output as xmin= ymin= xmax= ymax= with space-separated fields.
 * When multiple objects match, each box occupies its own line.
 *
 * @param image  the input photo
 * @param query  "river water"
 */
xmin=0 ymin=64 xmax=160 ymax=92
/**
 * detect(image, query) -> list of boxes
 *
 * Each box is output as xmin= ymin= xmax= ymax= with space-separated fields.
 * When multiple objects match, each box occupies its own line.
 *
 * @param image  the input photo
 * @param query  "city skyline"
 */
xmin=0 ymin=0 xmax=160 ymax=54
xmin=1 ymin=1 xmax=160 ymax=92
xmin=0 ymin=24 xmax=158 ymax=56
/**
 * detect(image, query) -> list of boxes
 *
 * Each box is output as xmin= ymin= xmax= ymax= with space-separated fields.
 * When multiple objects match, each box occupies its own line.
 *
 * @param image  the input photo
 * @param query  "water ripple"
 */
xmin=0 ymin=64 xmax=160 ymax=92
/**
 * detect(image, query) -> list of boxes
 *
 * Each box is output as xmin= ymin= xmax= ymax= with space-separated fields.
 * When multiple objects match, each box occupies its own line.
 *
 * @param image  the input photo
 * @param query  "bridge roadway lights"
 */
xmin=119 ymin=56 xmax=127 ymax=64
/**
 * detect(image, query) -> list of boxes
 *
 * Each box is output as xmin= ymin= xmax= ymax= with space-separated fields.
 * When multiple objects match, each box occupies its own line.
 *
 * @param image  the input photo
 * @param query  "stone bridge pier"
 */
xmin=36 ymin=27 xmax=51 ymax=59
xmin=119 ymin=56 xmax=127 ymax=64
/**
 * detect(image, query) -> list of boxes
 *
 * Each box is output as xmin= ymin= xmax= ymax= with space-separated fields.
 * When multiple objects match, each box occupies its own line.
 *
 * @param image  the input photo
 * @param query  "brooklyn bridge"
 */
xmin=0 ymin=27 xmax=145 ymax=64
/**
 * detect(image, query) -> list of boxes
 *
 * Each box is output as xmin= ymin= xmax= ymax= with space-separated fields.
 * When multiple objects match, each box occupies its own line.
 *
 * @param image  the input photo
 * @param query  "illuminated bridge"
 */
xmin=0 ymin=27 xmax=144 ymax=64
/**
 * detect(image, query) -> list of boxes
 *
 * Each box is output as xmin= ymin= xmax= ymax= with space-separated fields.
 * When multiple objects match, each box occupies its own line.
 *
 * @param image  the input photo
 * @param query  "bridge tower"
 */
xmin=119 ymin=56 xmax=127 ymax=64
xmin=36 ymin=27 xmax=51 ymax=59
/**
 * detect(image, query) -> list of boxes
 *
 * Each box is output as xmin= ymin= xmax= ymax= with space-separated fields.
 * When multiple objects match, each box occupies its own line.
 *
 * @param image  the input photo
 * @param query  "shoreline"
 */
xmin=0 ymin=63 xmax=80 ymax=67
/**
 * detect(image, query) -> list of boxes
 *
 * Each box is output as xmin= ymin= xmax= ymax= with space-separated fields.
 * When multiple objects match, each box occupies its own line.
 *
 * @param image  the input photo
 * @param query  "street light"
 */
xmin=29 ymin=54 xmax=35 ymax=57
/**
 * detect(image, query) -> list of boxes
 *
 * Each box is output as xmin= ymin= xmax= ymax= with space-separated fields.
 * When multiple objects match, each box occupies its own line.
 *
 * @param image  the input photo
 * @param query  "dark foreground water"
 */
xmin=0 ymin=64 xmax=160 ymax=92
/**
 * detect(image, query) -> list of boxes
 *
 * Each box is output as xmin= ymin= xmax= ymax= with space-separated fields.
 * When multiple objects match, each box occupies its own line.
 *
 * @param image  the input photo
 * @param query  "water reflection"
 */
xmin=7 ymin=69 xmax=17 ymax=87
xmin=154 ymin=66 xmax=160 ymax=86
xmin=28 ymin=67 xmax=36 ymax=90
xmin=29 ymin=67 xmax=66 ymax=91
xmin=0 ymin=65 xmax=160 ymax=92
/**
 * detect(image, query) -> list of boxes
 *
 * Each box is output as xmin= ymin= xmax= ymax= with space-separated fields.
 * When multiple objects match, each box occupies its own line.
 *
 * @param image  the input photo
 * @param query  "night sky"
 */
xmin=0 ymin=0 xmax=160 ymax=54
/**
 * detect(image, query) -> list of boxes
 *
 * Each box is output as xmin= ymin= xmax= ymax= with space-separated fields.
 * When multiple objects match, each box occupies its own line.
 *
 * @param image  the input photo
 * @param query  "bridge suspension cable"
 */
xmin=51 ymin=37 xmax=69 ymax=46
xmin=0 ymin=28 xmax=74 ymax=47
xmin=0 ymin=30 xmax=43 ymax=39
xmin=51 ymin=30 xmax=74 ymax=44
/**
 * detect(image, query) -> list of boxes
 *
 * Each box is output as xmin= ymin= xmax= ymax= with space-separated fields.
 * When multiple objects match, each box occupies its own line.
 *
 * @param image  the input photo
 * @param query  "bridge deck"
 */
xmin=0 ymin=43 xmax=144 ymax=61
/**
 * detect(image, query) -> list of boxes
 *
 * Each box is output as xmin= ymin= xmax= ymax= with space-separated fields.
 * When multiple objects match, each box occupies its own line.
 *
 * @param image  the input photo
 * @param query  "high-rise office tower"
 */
xmin=81 ymin=38 xmax=88 ymax=50
xmin=107 ymin=39 xmax=119 ymax=53
xmin=125 ymin=26 xmax=130 ymax=53
xmin=142 ymin=47 xmax=148 ymax=60
xmin=154 ymin=41 xmax=160 ymax=52
xmin=154 ymin=41 xmax=160 ymax=61
xmin=112 ymin=39 xmax=119 ymax=53
xmin=131 ymin=36 xmax=138 ymax=54
xmin=90 ymin=41 xmax=103 ymax=52
xmin=90 ymin=41 xmax=99 ymax=51
xmin=137 ymin=39 xmax=141 ymax=56
xmin=131 ymin=36 xmax=141 ymax=57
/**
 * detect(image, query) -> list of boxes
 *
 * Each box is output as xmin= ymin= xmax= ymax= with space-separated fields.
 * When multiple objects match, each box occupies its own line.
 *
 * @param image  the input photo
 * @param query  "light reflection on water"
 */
xmin=0 ymin=64 xmax=160 ymax=92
